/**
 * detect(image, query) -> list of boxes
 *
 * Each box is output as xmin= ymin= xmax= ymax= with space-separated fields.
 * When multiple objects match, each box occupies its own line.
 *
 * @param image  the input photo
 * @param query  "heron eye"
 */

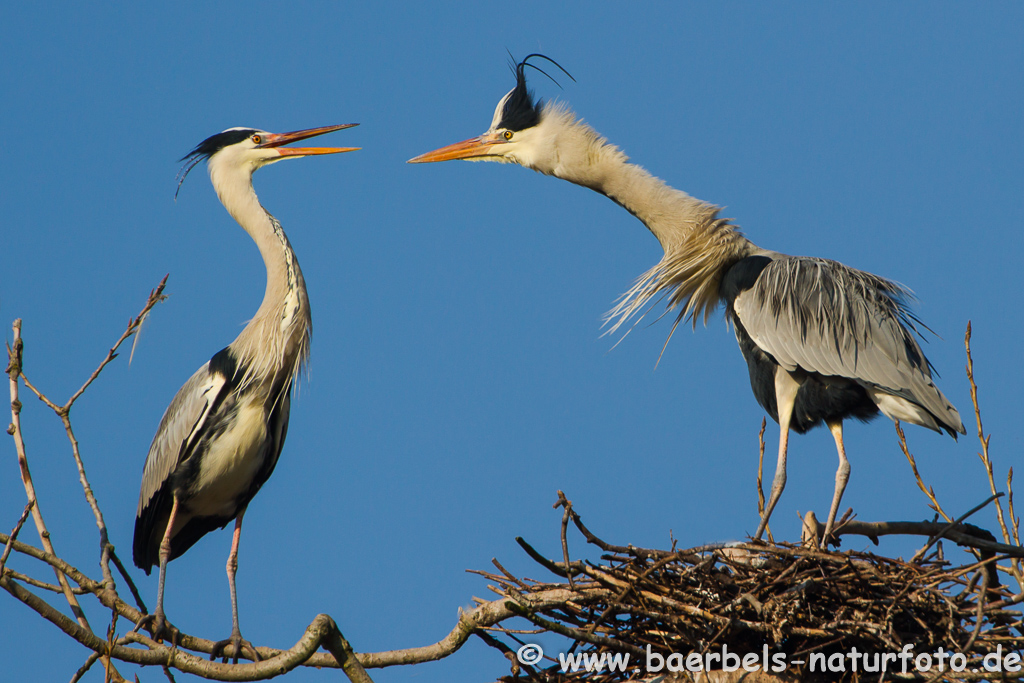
xmin=503 ymin=130 xmax=513 ymax=140
xmin=251 ymin=134 xmax=262 ymax=145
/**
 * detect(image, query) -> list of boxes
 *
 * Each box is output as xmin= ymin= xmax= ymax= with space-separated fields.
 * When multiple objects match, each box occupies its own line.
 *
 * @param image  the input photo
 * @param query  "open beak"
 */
xmin=407 ymin=132 xmax=506 ymax=163
xmin=259 ymin=124 xmax=360 ymax=157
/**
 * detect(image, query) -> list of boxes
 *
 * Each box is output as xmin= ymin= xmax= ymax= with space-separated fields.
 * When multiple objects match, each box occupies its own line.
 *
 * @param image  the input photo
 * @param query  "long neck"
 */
xmin=208 ymin=163 xmax=311 ymax=388
xmin=532 ymin=106 xmax=756 ymax=328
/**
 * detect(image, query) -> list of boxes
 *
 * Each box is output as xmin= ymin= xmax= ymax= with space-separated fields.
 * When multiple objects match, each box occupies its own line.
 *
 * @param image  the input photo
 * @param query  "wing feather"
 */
xmin=136 ymin=363 xmax=228 ymax=516
xmin=733 ymin=257 xmax=963 ymax=434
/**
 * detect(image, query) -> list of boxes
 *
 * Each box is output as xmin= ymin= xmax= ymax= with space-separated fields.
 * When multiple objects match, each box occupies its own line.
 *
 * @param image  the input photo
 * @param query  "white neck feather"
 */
xmin=207 ymin=160 xmax=311 ymax=389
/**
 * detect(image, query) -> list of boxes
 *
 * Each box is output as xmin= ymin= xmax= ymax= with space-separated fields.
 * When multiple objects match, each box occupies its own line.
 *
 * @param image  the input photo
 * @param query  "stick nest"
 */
xmin=477 ymin=512 xmax=1023 ymax=681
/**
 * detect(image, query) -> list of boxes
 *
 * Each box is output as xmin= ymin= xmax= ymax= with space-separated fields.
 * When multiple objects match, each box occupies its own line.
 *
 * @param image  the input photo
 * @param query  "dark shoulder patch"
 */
xmin=208 ymin=347 xmax=244 ymax=387
xmin=720 ymin=255 xmax=773 ymax=304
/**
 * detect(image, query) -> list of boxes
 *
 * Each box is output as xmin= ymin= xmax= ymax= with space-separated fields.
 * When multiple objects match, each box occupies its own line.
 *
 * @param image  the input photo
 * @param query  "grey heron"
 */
xmin=133 ymin=124 xmax=358 ymax=660
xmin=409 ymin=55 xmax=965 ymax=543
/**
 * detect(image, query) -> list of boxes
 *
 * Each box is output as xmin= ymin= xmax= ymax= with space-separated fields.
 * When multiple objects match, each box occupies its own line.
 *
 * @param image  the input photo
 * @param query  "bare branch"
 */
xmin=4 ymin=569 xmax=88 ymax=594
xmin=7 ymin=319 xmax=91 ymax=630
xmin=896 ymin=420 xmax=953 ymax=524
xmin=756 ymin=417 xmax=773 ymax=544
xmin=0 ymin=500 xmax=34 ymax=576
xmin=835 ymin=518 xmax=1020 ymax=557
xmin=966 ymin=322 xmax=1023 ymax=593
xmin=911 ymin=493 xmax=1004 ymax=564
xmin=554 ymin=490 xmax=576 ymax=589
xmin=70 ymin=651 xmax=102 ymax=683
xmin=319 ymin=616 xmax=375 ymax=683
xmin=109 ymin=547 xmax=148 ymax=615
xmin=63 ymin=275 xmax=168 ymax=411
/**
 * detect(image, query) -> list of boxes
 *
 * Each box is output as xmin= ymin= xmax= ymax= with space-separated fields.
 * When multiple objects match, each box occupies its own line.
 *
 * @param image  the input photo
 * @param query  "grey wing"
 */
xmin=733 ymin=257 xmax=964 ymax=434
xmin=136 ymin=362 xmax=228 ymax=515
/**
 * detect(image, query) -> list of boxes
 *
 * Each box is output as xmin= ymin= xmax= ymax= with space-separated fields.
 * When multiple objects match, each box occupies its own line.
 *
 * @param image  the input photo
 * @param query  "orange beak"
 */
xmin=407 ymin=132 xmax=506 ymax=163
xmin=259 ymin=124 xmax=360 ymax=157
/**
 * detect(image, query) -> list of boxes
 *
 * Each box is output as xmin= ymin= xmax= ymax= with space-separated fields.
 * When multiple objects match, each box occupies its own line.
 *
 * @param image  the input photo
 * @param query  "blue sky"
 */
xmin=2 ymin=3 xmax=1022 ymax=681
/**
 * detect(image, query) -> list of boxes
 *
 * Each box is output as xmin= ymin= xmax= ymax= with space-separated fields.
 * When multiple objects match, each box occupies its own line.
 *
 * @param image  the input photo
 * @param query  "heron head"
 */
xmin=407 ymin=54 xmax=574 ymax=169
xmin=176 ymin=125 xmax=359 ymax=198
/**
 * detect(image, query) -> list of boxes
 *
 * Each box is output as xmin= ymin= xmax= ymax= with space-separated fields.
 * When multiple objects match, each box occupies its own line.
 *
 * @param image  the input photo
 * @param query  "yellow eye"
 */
xmin=252 ymin=134 xmax=262 ymax=145
xmin=503 ymin=130 xmax=513 ymax=140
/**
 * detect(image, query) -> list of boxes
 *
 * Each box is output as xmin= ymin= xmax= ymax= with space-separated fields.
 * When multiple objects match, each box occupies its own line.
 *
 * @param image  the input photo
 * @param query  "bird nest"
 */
xmin=475 ymin=495 xmax=1024 ymax=682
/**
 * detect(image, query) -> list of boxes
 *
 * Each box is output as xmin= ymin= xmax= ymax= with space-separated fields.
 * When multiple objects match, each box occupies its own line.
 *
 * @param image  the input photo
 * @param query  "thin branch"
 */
xmin=515 ymin=537 xmax=579 ymax=578
xmin=554 ymin=491 xmax=575 ymax=589
xmin=61 ymin=413 xmax=116 ymax=588
xmin=4 ymin=569 xmax=89 ymax=594
xmin=962 ymin=561 xmax=990 ymax=656
xmin=0 ymin=531 xmax=108 ymax=596
xmin=896 ymin=420 xmax=953 ymax=524
xmin=0 ymin=500 xmax=34 ymax=576
xmin=55 ymin=278 xmax=167 ymax=590
xmin=911 ymin=493 xmax=1004 ymax=563
xmin=1008 ymin=468 xmax=1020 ymax=547
xmin=473 ymin=630 xmax=533 ymax=679
xmin=17 ymin=372 xmax=62 ymax=412
xmin=62 ymin=275 xmax=168 ymax=411
xmin=109 ymin=547 xmax=147 ymax=615
xmin=966 ymin=322 xmax=1023 ymax=592
xmin=7 ymin=319 xmax=91 ymax=630
xmin=70 ymin=651 xmax=101 ymax=683
xmin=756 ymin=417 xmax=773 ymax=544
xmin=560 ymin=497 xmax=689 ymax=562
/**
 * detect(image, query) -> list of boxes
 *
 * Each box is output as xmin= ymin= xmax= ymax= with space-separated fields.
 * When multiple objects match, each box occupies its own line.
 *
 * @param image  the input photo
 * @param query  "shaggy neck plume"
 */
xmin=531 ymin=105 xmax=757 ymax=329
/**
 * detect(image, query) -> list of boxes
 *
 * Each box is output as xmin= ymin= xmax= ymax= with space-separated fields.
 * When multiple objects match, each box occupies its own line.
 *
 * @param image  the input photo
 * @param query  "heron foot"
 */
xmin=134 ymin=611 xmax=179 ymax=646
xmin=210 ymin=630 xmax=260 ymax=663
xmin=818 ymin=524 xmax=843 ymax=549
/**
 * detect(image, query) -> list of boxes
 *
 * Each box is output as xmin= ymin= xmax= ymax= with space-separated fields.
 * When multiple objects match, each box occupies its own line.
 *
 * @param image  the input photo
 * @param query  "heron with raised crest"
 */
xmin=409 ymin=55 xmax=964 ymax=543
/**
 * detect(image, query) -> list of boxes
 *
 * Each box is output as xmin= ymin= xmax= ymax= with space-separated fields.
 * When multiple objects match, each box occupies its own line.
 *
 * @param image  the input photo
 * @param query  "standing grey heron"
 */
xmin=408 ymin=55 xmax=965 ymax=543
xmin=133 ymin=124 xmax=358 ymax=660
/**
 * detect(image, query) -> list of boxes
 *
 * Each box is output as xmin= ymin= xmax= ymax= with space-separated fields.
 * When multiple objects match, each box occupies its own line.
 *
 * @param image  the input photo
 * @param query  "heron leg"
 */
xmin=754 ymin=370 xmax=801 ymax=540
xmin=136 ymin=496 xmax=180 ymax=643
xmin=210 ymin=508 xmax=260 ymax=663
xmin=821 ymin=418 xmax=850 ymax=545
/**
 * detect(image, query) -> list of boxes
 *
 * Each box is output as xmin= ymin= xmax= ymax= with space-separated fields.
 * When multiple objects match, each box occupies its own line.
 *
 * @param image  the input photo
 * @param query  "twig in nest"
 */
xmin=555 ymin=491 xmax=576 ymax=589
xmin=516 ymin=537 xmax=582 ymax=578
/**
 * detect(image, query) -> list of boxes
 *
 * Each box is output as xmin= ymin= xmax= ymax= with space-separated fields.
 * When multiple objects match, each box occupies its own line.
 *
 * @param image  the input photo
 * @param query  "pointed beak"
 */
xmin=407 ymin=132 xmax=506 ymax=163
xmin=259 ymin=124 xmax=361 ymax=157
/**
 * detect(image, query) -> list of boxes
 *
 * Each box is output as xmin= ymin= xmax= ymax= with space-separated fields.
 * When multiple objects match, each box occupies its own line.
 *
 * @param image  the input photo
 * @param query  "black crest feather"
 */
xmin=498 ymin=53 xmax=575 ymax=132
xmin=175 ymin=128 xmax=256 ymax=199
